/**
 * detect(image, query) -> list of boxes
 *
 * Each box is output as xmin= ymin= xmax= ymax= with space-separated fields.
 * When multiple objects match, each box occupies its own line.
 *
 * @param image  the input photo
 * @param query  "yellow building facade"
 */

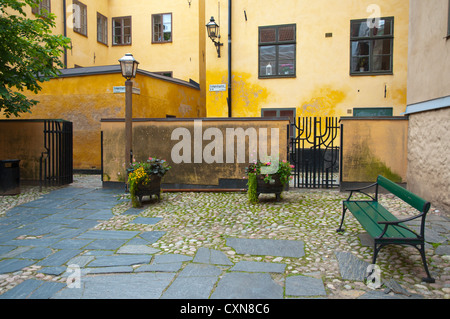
xmin=2 ymin=0 xmax=410 ymax=171
xmin=17 ymin=0 xmax=202 ymax=83
xmin=204 ymin=0 xmax=409 ymax=120
xmin=16 ymin=0 xmax=409 ymax=120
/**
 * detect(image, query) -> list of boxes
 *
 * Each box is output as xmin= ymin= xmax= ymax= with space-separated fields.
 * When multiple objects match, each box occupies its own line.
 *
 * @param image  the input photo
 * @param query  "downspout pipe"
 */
xmin=63 ymin=0 xmax=68 ymax=68
xmin=227 ymin=0 xmax=232 ymax=117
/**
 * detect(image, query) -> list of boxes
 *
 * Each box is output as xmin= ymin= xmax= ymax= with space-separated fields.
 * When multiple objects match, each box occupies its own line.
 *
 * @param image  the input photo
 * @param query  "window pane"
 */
xmin=351 ymin=21 xmax=370 ymax=37
xmin=163 ymin=14 xmax=171 ymax=32
xmin=260 ymin=45 xmax=276 ymax=61
xmin=262 ymin=110 xmax=277 ymax=117
xmin=351 ymin=40 xmax=370 ymax=56
xmin=278 ymin=44 xmax=295 ymax=75
xmin=278 ymin=44 xmax=295 ymax=60
xmin=372 ymin=55 xmax=391 ymax=71
xmin=124 ymin=29 xmax=131 ymax=44
xmin=97 ymin=17 xmax=102 ymax=41
xmin=260 ymin=28 xmax=276 ymax=43
xmin=373 ymin=39 xmax=391 ymax=55
xmin=163 ymin=14 xmax=172 ymax=41
xmin=153 ymin=15 xmax=161 ymax=42
xmin=373 ymin=18 xmax=392 ymax=36
xmin=278 ymin=25 xmax=295 ymax=42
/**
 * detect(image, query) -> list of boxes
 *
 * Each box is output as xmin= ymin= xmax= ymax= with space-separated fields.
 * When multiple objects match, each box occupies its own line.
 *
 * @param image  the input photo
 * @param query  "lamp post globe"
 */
xmin=119 ymin=53 xmax=139 ymax=80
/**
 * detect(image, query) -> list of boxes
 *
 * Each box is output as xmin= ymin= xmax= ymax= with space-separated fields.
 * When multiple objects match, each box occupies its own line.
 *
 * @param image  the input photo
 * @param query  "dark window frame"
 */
xmin=261 ymin=108 xmax=296 ymax=138
xmin=258 ymin=24 xmax=297 ymax=79
xmin=350 ymin=17 xmax=394 ymax=76
xmin=112 ymin=16 xmax=132 ymax=46
xmin=152 ymin=13 xmax=173 ymax=43
xmin=97 ymin=12 xmax=108 ymax=46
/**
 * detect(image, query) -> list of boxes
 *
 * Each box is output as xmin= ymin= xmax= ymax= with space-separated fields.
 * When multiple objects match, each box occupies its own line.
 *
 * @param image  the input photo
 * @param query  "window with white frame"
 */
xmin=97 ymin=13 xmax=108 ymax=45
xmin=73 ymin=0 xmax=87 ymax=36
xmin=152 ymin=13 xmax=172 ymax=43
xmin=113 ymin=16 xmax=132 ymax=46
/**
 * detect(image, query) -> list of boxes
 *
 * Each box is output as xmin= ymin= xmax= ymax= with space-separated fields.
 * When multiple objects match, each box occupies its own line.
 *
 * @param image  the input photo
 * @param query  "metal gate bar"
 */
xmin=289 ymin=117 xmax=340 ymax=188
xmin=40 ymin=120 xmax=73 ymax=187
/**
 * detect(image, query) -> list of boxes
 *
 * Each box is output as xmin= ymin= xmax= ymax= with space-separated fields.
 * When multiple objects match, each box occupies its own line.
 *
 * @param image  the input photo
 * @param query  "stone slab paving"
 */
xmin=285 ymin=275 xmax=327 ymax=297
xmin=53 ymin=273 xmax=176 ymax=299
xmin=230 ymin=261 xmax=286 ymax=273
xmin=334 ymin=251 xmax=371 ymax=281
xmin=193 ymin=247 xmax=234 ymax=265
xmin=211 ymin=272 xmax=284 ymax=299
xmin=226 ymin=238 xmax=305 ymax=258
xmin=1 ymin=181 xmax=448 ymax=300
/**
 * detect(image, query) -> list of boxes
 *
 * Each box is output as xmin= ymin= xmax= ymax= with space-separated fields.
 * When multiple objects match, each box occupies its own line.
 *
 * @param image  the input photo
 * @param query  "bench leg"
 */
xmin=372 ymin=243 xmax=382 ymax=265
xmin=336 ymin=204 xmax=347 ymax=233
xmin=417 ymin=244 xmax=435 ymax=283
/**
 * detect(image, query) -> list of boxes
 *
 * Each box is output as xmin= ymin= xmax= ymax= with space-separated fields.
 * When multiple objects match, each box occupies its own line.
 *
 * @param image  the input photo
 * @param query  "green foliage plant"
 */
xmin=245 ymin=157 xmax=294 ymax=203
xmin=0 ymin=0 xmax=71 ymax=117
xmin=127 ymin=157 xmax=171 ymax=207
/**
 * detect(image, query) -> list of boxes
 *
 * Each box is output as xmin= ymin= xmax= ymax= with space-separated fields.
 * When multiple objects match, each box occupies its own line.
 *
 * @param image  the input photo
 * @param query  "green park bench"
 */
xmin=337 ymin=175 xmax=435 ymax=283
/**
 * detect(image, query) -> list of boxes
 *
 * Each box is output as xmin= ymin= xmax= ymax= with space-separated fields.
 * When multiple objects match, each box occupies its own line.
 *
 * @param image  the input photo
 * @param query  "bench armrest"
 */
xmin=377 ymin=212 xmax=424 ymax=225
xmin=377 ymin=213 xmax=424 ymax=239
xmin=345 ymin=182 xmax=378 ymax=201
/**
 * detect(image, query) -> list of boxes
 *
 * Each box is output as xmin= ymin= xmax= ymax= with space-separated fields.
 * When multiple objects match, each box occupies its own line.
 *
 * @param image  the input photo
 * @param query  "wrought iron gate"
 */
xmin=289 ymin=117 xmax=340 ymax=188
xmin=40 ymin=120 xmax=73 ymax=187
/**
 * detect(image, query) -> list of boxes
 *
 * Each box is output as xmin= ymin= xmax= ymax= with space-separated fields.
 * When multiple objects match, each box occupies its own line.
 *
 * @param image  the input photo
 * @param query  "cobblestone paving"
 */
xmin=0 ymin=175 xmax=449 ymax=299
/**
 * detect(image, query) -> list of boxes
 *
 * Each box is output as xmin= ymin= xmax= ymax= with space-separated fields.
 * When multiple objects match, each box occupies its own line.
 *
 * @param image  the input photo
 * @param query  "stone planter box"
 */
xmin=256 ymin=174 xmax=284 ymax=201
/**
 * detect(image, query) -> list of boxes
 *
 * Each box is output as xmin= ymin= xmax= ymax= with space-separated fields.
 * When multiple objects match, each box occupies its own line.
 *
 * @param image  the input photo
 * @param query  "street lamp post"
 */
xmin=118 ymin=53 xmax=139 ymax=169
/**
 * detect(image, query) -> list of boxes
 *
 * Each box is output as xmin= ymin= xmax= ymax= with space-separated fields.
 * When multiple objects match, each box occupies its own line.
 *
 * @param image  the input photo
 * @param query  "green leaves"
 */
xmin=0 ymin=0 xmax=70 ymax=117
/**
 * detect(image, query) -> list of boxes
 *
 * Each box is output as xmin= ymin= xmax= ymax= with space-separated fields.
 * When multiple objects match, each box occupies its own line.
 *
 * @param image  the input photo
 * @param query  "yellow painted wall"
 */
xmin=340 ymin=117 xmax=408 ymax=184
xmin=205 ymin=0 xmax=409 ymax=120
xmin=1 ymin=71 xmax=202 ymax=170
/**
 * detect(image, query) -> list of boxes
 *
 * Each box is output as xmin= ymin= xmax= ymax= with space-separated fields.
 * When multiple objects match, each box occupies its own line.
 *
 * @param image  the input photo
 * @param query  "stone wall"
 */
xmin=406 ymin=107 xmax=450 ymax=212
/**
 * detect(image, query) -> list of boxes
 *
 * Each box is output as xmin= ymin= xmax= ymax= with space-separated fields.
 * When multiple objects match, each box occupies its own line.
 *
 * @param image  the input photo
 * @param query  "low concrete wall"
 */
xmin=407 ymin=107 xmax=450 ymax=212
xmin=340 ymin=117 xmax=409 ymax=190
xmin=101 ymin=118 xmax=289 ymax=190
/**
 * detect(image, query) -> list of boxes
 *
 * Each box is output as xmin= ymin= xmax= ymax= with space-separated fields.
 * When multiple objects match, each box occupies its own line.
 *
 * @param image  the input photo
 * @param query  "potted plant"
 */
xmin=127 ymin=157 xmax=171 ymax=207
xmin=245 ymin=158 xmax=294 ymax=203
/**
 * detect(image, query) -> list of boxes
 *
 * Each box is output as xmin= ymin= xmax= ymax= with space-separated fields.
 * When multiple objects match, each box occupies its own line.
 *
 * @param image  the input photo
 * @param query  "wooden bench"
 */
xmin=336 ymin=175 xmax=435 ymax=283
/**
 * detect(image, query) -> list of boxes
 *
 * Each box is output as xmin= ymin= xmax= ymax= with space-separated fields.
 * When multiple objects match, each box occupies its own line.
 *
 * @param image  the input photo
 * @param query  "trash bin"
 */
xmin=0 ymin=159 xmax=20 ymax=195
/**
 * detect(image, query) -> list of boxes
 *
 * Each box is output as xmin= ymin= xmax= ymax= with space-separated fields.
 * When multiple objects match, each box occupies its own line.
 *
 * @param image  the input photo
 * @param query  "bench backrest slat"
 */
xmin=377 ymin=175 xmax=430 ymax=213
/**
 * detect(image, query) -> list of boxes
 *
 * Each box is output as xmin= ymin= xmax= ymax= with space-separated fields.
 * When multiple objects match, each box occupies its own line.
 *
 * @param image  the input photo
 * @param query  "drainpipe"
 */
xmin=63 ymin=0 xmax=68 ymax=68
xmin=227 ymin=0 xmax=232 ymax=117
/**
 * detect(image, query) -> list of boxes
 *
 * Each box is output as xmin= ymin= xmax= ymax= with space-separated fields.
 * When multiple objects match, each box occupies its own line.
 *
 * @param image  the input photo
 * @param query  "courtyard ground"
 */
xmin=0 ymin=174 xmax=449 ymax=299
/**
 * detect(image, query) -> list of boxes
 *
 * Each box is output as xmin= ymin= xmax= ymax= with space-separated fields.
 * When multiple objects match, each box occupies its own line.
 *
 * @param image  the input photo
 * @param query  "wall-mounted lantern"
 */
xmin=206 ymin=16 xmax=223 ymax=58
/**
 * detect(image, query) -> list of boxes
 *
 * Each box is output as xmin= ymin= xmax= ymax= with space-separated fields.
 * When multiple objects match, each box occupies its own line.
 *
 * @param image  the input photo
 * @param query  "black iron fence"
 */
xmin=289 ymin=117 xmax=340 ymax=188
